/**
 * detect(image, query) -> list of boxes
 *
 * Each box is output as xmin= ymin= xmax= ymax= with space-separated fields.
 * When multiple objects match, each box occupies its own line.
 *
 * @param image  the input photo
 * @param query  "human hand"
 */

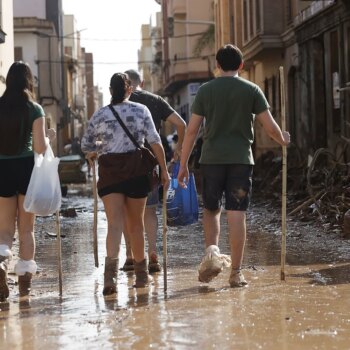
xmin=86 ymin=152 xmax=97 ymax=166
xmin=282 ymin=131 xmax=290 ymax=146
xmin=161 ymin=170 xmax=171 ymax=191
xmin=177 ymin=164 xmax=189 ymax=189
xmin=46 ymin=128 xmax=56 ymax=141
xmin=173 ymin=147 xmax=182 ymax=161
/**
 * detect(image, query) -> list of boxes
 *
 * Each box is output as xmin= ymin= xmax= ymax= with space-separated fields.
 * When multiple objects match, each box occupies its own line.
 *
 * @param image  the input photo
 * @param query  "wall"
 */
xmin=0 ymin=0 xmax=14 ymax=95
xmin=13 ymin=0 xmax=46 ymax=18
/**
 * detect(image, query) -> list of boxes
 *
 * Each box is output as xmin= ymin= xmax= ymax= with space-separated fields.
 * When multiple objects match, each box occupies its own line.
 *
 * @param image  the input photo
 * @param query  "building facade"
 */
xmin=0 ymin=0 xmax=14 ymax=95
xmin=214 ymin=0 xmax=350 ymax=161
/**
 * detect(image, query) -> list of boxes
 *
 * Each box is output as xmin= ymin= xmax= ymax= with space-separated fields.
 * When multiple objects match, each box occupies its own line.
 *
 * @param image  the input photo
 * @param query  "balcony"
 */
xmin=294 ymin=0 xmax=336 ymax=26
xmin=242 ymin=34 xmax=283 ymax=62
xmin=170 ymin=0 xmax=186 ymax=15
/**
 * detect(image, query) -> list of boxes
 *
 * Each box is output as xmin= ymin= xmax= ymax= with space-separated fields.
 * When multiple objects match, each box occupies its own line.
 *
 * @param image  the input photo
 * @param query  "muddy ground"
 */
xmin=0 ymin=182 xmax=349 ymax=350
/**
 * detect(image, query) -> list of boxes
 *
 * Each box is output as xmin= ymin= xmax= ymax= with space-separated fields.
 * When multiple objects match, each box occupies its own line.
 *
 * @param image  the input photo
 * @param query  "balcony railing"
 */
xmin=294 ymin=0 xmax=336 ymax=26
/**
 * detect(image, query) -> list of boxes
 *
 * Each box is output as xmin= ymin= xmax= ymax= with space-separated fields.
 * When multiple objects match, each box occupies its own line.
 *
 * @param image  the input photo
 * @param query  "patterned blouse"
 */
xmin=81 ymin=101 xmax=161 ymax=155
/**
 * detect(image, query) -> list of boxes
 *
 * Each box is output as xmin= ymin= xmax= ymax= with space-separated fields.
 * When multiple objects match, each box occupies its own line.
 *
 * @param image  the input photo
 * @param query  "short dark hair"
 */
xmin=124 ymin=69 xmax=142 ymax=85
xmin=216 ymin=44 xmax=243 ymax=71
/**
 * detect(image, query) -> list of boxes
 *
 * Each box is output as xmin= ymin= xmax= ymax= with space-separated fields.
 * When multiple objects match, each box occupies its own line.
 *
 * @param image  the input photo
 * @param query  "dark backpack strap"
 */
xmin=108 ymin=104 xmax=141 ymax=149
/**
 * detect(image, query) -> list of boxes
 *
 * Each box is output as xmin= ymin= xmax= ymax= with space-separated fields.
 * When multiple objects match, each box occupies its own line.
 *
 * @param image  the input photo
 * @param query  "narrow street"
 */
xmin=1 ymin=182 xmax=349 ymax=350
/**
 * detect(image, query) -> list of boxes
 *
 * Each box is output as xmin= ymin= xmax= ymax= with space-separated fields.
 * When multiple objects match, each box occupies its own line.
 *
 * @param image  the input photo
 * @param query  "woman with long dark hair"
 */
xmin=82 ymin=73 xmax=170 ymax=295
xmin=0 ymin=62 xmax=55 ymax=301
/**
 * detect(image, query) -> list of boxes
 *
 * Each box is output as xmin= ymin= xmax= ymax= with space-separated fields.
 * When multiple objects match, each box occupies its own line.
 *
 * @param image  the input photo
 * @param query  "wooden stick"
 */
xmin=279 ymin=66 xmax=287 ymax=281
xmin=92 ymin=159 xmax=99 ymax=268
xmin=56 ymin=210 xmax=63 ymax=296
xmin=162 ymin=187 xmax=168 ymax=292
xmin=289 ymin=190 xmax=325 ymax=215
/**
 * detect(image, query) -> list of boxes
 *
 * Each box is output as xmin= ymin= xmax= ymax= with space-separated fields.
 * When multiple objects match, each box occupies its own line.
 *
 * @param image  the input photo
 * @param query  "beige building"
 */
xmin=13 ymin=3 xmax=63 ymax=155
xmin=160 ymin=0 xmax=216 ymax=125
xmin=138 ymin=23 xmax=153 ymax=92
xmin=214 ymin=0 xmax=350 ymax=160
xmin=0 ymin=0 xmax=14 ymax=95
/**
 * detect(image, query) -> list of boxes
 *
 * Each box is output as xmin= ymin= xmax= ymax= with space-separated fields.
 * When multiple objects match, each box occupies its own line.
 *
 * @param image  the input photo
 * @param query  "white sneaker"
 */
xmin=198 ymin=245 xmax=231 ymax=283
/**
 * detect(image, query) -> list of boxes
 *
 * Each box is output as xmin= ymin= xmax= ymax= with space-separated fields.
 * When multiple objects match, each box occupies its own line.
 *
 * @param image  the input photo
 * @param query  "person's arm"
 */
xmin=32 ymin=117 xmax=56 ymax=154
xmin=149 ymin=142 xmax=170 ymax=189
xmin=256 ymin=110 xmax=290 ymax=146
xmin=177 ymin=113 xmax=204 ymax=188
xmin=166 ymin=112 xmax=187 ymax=159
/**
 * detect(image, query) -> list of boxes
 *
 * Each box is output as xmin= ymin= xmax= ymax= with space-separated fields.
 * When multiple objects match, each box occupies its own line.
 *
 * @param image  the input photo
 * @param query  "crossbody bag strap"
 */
xmin=108 ymin=104 xmax=141 ymax=149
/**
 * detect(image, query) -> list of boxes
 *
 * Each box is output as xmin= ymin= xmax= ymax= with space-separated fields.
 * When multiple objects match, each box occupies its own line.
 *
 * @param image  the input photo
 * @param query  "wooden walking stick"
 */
xmin=162 ymin=187 xmax=168 ymax=292
xmin=279 ymin=66 xmax=287 ymax=281
xmin=56 ymin=210 xmax=63 ymax=296
xmin=91 ymin=159 xmax=99 ymax=268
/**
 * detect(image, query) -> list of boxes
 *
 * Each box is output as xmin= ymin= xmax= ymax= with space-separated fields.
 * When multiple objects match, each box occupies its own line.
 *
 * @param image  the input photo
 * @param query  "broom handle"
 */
xmin=162 ymin=187 xmax=168 ymax=292
xmin=92 ymin=159 xmax=99 ymax=268
xmin=279 ymin=66 xmax=287 ymax=281
xmin=56 ymin=210 xmax=63 ymax=296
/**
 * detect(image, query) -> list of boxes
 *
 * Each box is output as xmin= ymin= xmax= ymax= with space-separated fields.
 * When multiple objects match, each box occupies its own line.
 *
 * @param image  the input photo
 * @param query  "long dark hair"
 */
xmin=0 ymin=62 xmax=35 ymax=155
xmin=110 ymin=73 xmax=131 ymax=104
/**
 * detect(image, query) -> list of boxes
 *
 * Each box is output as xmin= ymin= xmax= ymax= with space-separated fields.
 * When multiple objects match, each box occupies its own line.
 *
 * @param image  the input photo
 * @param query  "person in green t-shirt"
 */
xmin=178 ymin=44 xmax=290 ymax=288
xmin=0 ymin=62 xmax=56 ymax=301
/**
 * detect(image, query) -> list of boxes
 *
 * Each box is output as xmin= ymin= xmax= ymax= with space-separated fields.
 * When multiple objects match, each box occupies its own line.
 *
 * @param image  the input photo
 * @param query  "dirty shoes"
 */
xmin=121 ymin=257 xmax=134 ymax=272
xmin=198 ymin=245 xmax=228 ymax=283
xmin=134 ymin=259 xmax=153 ymax=288
xmin=148 ymin=252 xmax=161 ymax=273
xmin=18 ymin=272 xmax=33 ymax=297
xmin=103 ymin=257 xmax=119 ymax=296
xmin=0 ymin=256 xmax=9 ymax=301
xmin=229 ymin=268 xmax=248 ymax=288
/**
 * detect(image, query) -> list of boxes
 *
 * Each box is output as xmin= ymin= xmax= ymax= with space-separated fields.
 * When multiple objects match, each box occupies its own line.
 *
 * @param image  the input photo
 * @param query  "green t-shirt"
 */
xmin=191 ymin=76 xmax=269 ymax=165
xmin=0 ymin=101 xmax=45 ymax=159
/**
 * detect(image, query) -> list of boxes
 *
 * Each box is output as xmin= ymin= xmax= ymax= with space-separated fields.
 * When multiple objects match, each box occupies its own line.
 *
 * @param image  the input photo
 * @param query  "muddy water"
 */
xmin=1 ymin=184 xmax=349 ymax=350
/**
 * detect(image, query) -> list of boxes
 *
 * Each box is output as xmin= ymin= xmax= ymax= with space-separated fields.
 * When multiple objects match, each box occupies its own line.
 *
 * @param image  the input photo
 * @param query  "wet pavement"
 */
xmin=1 ymin=183 xmax=350 ymax=350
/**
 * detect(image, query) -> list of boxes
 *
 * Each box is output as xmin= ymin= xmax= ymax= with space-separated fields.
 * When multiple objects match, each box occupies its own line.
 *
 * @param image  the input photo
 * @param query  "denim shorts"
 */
xmin=0 ymin=156 xmax=34 ymax=197
xmin=200 ymin=164 xmax=253 ymax=211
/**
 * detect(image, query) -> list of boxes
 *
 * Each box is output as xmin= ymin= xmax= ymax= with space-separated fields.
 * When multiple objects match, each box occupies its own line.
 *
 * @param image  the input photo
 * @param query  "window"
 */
xmin=243 ymin=0 xmax=248 ymax=42
xmin=243 ymin=0 xmax=262 ymax=43
xmin=14 ymin=47 xmax=23 ymax=61
xmin=249 ymin=0 xmax=254 ymax=37
xmin=256 ymin=0 xmax=261 ymax=32
xmin=286 ymin=0 xmax=293 ymax=24
xmin=330 ymin=30 xmax=340 ymax=132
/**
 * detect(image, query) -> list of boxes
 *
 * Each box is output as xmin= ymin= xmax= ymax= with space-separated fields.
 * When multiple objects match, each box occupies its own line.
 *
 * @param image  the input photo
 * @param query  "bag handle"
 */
xmin=108 ymin=104 xmax=141 ymax=150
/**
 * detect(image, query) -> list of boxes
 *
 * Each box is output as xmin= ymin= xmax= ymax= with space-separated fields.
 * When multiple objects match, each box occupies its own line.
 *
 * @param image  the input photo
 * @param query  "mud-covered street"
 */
xmin=1 ymin=182 xmax=349 ymax=350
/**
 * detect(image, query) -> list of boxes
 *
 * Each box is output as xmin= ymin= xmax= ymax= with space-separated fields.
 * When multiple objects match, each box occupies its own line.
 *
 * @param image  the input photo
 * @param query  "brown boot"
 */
xmin=134 ymin=259 xmax=153 ymax=288
xmin=0 ymin=256 xmax=9 ymax=301
xmin=103 ymin=257 xmax=118 ymax=296
xmin=18 ymin=272 xmax=33 ymax=297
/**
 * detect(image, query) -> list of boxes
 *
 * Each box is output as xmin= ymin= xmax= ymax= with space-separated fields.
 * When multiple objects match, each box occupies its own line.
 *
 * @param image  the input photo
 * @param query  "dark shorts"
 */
xmin=0 ymin=156 xmax=34 ymax=197
xmin=200 ymin=164 xmax=253 ymax=211
xmin=98 ymin=175 xmax=151 ymax=199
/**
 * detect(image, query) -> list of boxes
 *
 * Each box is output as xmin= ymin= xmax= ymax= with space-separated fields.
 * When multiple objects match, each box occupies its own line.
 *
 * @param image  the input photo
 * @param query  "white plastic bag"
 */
xmin=23 ymin=144 xmax=62 ymax=216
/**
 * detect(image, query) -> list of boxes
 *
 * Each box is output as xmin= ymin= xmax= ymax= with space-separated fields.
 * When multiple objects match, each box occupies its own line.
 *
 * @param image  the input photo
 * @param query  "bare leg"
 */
xmin=203 ymin=207 xmax=221 ymax=247
xmin=101 ymin=193 xmax=125 ymax=295
xmin=0 ymin=196 xmax=17 ymax=249
xmin=101 ymin=193 xmax=125 ymax=258
xmin=124 ymin=197 xmax=147 ymax=262
xmin=227 ymin=210 xmax=246 ymax=269
xmin=17 ymin=195 xmax=35 ymax=261
xmin=144 ymin=206 xmax=158 ymax=256
xmin=0 ymin=196 xmax=17 ymax=300
xmin=227 ymin=210 xmax=248 ymax=287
